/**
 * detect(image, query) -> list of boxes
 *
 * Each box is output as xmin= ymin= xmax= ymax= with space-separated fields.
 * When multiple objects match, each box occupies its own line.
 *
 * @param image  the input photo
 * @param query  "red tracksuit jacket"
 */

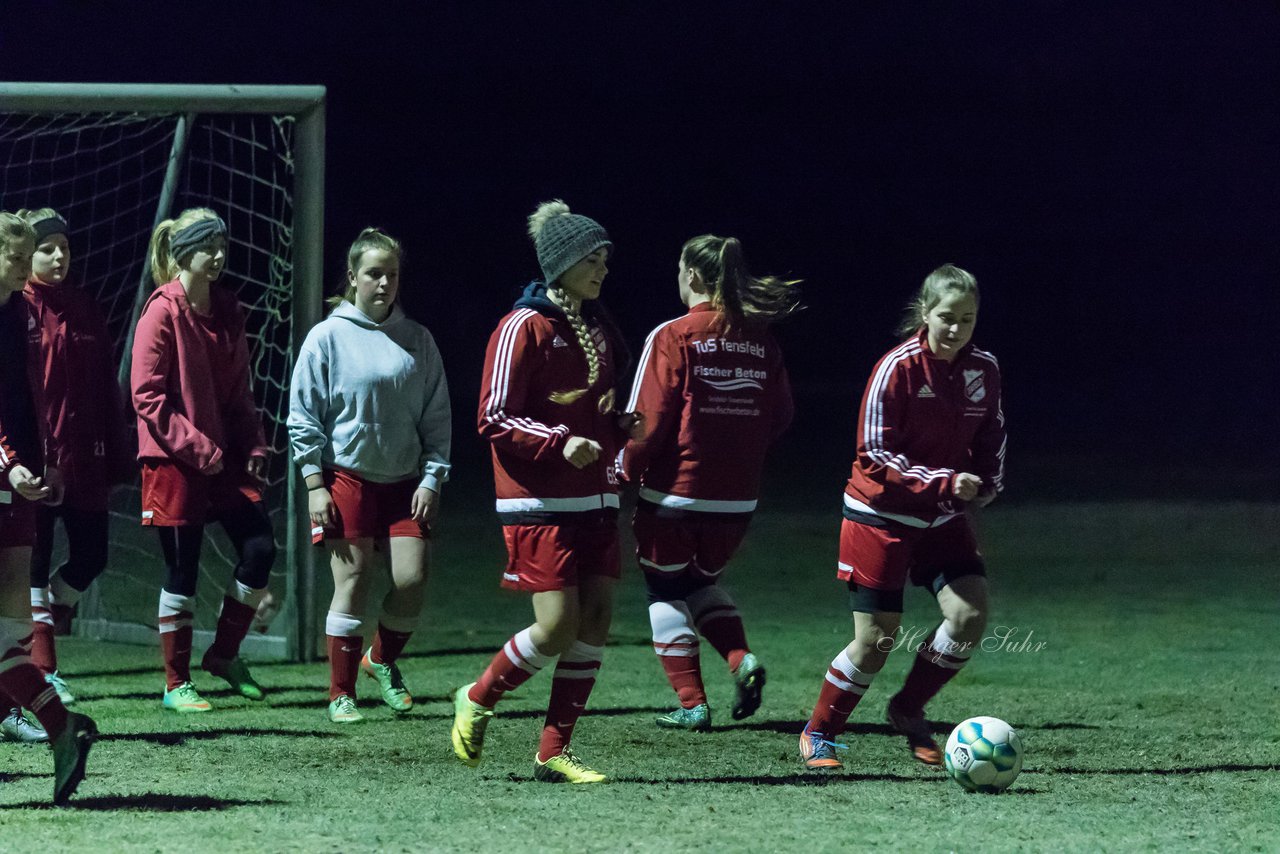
xmin=25 ymin=280 xmax=132 ymax=510
xmin=619 ymin=303 xmax=793 ymax=514
xmin=844 ymin=331 xmax=1006 ymax=526
xmin=131 ymin=280 xmax=269 ymax=474
xmin=477 ymin=286 xmax=628 ymax=524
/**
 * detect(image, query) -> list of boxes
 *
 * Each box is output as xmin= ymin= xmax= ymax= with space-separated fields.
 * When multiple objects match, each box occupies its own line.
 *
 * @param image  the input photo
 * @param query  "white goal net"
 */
xmin=0 ymin=84 xmax=325 ymax=661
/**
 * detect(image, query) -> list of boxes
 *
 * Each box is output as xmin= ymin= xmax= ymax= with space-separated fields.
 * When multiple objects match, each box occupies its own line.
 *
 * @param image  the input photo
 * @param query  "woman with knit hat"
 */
xmin=451 ymin=200 xmax=642 ymax=783
xmin=131 ymin=207 xmax=276 ymax=712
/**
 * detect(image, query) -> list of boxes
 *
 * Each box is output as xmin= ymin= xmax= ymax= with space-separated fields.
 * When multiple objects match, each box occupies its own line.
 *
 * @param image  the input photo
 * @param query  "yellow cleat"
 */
xmin=451 ymin=683 xmax=493 ymax=767
xmin=533 ymin=747 xmax=608 ymax=784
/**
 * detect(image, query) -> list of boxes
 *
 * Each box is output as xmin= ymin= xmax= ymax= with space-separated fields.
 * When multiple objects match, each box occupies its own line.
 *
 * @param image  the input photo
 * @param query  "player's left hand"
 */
xmin=618 ymin=411 xmax=645 ymax=441
xmin=411 ymin=487 xmax=438 ymax=524
xmin=246 ymin=455 xmax=267 ymax=483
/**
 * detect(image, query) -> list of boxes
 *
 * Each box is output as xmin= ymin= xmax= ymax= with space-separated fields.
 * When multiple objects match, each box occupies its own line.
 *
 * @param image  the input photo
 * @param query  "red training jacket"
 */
xmin=131 ymin=280 xmax=269 ymax=473
xmin=844 ymin=330 xmax=1006 ymax=527
xmin=25 ymin=280 xmax=133 ymax=510
xmin=619 ymin=303 xmax=793 ymax=514
xmin=477 ymin=301 xmax=627 ymax=522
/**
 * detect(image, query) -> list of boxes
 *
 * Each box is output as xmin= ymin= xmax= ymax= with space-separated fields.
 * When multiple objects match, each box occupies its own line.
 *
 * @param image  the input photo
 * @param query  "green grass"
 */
xmin=4 ymin=501 xmax=1278 ymax=852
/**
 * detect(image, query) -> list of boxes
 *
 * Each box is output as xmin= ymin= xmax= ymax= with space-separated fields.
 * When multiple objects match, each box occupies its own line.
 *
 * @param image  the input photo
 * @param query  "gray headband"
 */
xmin=170 ymin=216 xmax=227 ymax=262
xmin=31 ymin=215 xmax=69 ymax=243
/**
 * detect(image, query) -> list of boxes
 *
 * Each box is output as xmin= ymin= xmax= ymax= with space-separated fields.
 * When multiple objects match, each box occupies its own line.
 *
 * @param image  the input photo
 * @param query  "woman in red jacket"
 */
xmin=451 ymin=201 xmax=640 ymax=784
xmin=0 ymin=211 xmax=96 ymax=803
xmin=799 ymin=264 xmax=1005 ymax=772
xmin=131 ymin=207 xmax=276 ymax=713
xmin=19 ymin=209 xmax=132 ymax=707
xmin=619 ymin=235 xmax=799 ymax=732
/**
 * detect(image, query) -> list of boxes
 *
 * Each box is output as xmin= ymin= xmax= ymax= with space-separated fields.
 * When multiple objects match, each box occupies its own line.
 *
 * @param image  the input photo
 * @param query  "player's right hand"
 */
xmin=7 ymin=465 xmax=52 ymax=502
xmin=309 ymin=487 xmax=335 ymax=528
xmin=953 ymin=472 xmax=983 ymax=502
xmin=563 ymin=436 xmax=603 ymax=469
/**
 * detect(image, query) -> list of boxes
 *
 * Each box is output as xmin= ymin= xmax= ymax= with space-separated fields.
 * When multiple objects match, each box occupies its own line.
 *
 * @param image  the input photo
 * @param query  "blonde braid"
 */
xmin=547 ymin=289 xmax=604 ymax=405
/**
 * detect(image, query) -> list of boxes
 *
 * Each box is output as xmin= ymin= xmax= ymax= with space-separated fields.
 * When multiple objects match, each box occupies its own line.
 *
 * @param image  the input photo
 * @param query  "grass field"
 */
xmin=2 ymin=500 xmax=1277 ymax=852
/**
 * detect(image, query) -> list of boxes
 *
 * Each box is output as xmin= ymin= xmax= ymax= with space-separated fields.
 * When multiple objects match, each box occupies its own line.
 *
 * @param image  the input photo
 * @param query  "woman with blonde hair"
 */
xmin=798 ymin=264 xmax=1006 ymax=771
xmin=131 ymin=207 xmax=276 ymax=712
xmin=288 ymin=228 xmax=451 ymax=724
xmin=451 ymin=201 xmax=641 ymax=783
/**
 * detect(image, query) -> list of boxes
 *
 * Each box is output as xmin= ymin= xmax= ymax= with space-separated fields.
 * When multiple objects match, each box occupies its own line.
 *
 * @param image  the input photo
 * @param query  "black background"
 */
xmin=3 ymin=3 xmax=1276 ymax=500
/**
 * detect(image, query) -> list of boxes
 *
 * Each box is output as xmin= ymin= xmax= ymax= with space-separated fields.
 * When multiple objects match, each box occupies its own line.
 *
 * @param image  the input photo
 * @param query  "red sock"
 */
xmin=659 ymin=653 xmax=707 ymax=708
xmin=327 ymin=635 xmax=362 ymax=700
xmin=808 ymin=650 xmax=876 ymax=738
xmin=207 ymin=597 xmax=256 ymax=661
xmin=371 ymin=623 xmax=413 ymax=665
xmin=160 ymin=627 xmax=194 ymax=690
xmin=30 ymin=621 xmax=57 ymax=674
xmin=0 ymin=638 xmax=68 ymax=737
xmin=470 ymin=627 xmax=552 ymax=708
xmin=688 ymin=587 xmax=749 ymax=672
xmin=892 ymin=625 xmax=972 ymax=713
xmin=538 ymin=641 xmax=602 ymax=762
xmin=158 ymin=590 xmax=195 ymax=690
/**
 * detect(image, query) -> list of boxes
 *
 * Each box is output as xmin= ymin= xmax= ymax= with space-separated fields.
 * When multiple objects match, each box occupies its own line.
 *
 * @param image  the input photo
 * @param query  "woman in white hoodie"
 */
xmin=288 ymin=228 xmax=451 ymax=724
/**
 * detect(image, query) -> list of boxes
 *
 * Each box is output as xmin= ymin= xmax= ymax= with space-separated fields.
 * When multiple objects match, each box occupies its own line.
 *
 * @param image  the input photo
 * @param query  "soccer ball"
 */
xmin=944 ymin=716 xmax=1024 ymax=793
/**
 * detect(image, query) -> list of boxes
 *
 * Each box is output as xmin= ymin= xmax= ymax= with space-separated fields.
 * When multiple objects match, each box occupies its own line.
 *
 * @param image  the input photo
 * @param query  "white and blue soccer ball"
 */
xmin=944 ymin=716 xmax=1024 ymax=793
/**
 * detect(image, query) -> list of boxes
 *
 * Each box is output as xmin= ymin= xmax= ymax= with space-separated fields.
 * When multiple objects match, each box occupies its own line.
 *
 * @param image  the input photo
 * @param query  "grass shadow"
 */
xmin=100 ymin=728 xmax=345 ymax=746
xmin=1035 ymin=763 xmax=1280 ymax=776
xmin=1 ymin=794 xmax=286 ymax=811
xmin=0 ymin=772 xmax=45 ymax=782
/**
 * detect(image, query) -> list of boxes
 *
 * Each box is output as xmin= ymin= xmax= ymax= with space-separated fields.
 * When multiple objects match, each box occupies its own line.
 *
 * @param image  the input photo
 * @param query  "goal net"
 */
xmin=0 ymin=84 xmax=325 ymax=661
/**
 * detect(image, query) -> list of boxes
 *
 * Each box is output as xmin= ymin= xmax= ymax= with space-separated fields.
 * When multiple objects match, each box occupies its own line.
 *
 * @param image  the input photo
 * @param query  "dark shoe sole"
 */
xmin=732 ymin=666 xmax=766 ymax=720
xmin=53 ymin=718 xmax=97 ymax=805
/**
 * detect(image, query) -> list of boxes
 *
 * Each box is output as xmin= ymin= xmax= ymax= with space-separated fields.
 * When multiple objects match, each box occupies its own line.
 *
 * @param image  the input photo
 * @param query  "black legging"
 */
xmin=157 ymin=498 xmax=276 ymax=596
xmin=31 ymin=505 xmax=110 ymax=591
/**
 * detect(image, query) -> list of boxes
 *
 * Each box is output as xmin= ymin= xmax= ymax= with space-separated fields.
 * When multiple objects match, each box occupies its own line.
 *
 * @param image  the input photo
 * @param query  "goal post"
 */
xmin=0 ymin=83 xmax=325 ymax=662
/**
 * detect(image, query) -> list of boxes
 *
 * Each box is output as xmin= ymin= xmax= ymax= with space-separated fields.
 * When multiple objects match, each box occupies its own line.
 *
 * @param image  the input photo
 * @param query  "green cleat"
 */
xmin=655 ymin=703 xmax=711 ymax=732
xmin=533 ymin=747 xmax=608 ymax=784
xmin=327 ymin=694 xmax=363 ymax=724
xmin=52 ymin=711 xmax=96 ymax=805
xmin=731 ymin=653 xmax=766 ymax=720
xmin=360 ymin=650 xmax=413 ymax=712
xmin=45 ymin=671 xmax=76 ymax=705
xmin=450 ymin=683 xmax=493 ymax=767
xmin=202 ymin=654 xmax=265 ymax=701
xmin=163 ymin=682 xmax=212 ymax=713
xmin=1 ymin=707 xmax=48 ymax=744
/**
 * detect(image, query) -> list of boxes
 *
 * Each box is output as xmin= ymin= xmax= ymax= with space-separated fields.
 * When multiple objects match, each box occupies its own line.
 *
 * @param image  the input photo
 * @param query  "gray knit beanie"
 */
xmin=527 ymin=200 xmax=612 ymax=285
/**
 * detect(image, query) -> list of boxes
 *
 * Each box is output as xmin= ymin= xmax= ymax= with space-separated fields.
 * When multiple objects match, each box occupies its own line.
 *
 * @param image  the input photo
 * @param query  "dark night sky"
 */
xmin=3 ymin=3 xmax=1276 ymax=498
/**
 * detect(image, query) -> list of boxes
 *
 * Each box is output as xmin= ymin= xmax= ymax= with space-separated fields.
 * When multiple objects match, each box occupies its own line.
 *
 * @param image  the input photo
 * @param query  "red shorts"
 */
xmin=315 ymin=468 xmax=428 ymax=543
xmin=836 ymin=515 xmax=985 ymax=612
xmin=140 ymin=460 xmax=263 ymax=527
xmin=632 ymin=507 xmax=751 ymax=580
xmin=501 ymin=519 xmax=620 ymax=593
xmin=0 ymin=490 xmax=36 ymax=548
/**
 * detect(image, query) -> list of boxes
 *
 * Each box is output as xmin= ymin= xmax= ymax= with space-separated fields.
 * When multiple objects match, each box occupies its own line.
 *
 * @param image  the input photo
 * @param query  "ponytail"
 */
xmin=148 ymin=220 xmax=177 ymax=285
xmin=681 ymin=234 xmax=802 ymax=335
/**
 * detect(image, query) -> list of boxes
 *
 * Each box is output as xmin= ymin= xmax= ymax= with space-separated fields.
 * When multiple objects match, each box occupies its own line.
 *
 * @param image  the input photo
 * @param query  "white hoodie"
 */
xmin=288 ymin=301 xmax=451 ymax=491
